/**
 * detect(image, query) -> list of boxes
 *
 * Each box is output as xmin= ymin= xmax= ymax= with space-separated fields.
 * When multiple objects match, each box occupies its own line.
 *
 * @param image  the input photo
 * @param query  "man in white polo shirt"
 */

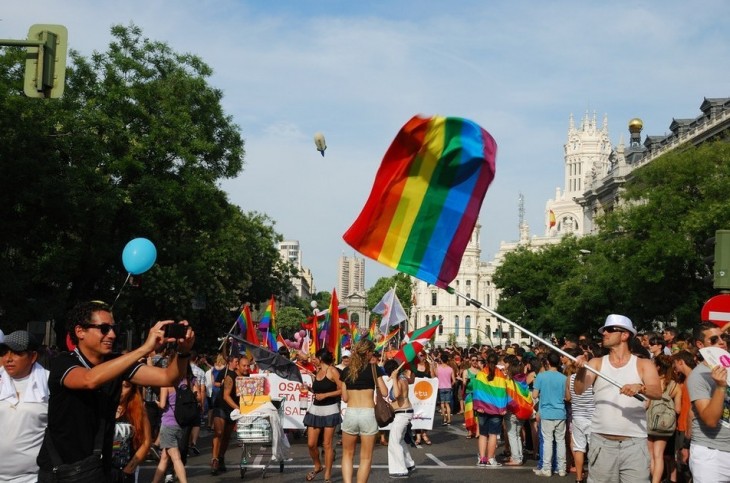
xmin=0 ymin=330 xmax=50 ymax=483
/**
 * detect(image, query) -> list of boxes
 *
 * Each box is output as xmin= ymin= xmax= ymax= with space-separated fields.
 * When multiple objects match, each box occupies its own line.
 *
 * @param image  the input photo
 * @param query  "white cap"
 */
xmin=341 ymin=349 xmax=351 ymax=358
xmin=598 ymin=314 xmax=637 ymax=336
xmin=0 ymin=329 xmax=4 ymax=344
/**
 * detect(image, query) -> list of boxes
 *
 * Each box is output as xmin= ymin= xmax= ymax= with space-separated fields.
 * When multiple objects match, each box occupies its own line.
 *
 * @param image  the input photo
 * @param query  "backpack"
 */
xmin=647 ymin=381 xmax=677 ymax=437
xmin=174 ymin=379 xmax=199 ymax=427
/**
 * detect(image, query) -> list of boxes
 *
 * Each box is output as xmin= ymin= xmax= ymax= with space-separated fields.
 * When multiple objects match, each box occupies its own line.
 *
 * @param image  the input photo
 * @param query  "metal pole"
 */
xmin=448 ymin=288 xmax=645 ymax=401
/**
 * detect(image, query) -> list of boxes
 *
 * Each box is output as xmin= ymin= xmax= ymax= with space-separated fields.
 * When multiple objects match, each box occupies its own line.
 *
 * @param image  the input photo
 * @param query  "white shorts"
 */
xmin=689 ymin=443 xmax=730 ymax=483
xmin=571 ymin=417 xmax=592 ymax=452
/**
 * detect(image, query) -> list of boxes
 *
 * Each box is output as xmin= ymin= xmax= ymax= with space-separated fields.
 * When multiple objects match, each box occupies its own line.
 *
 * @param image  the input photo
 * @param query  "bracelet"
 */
xmin=177 ymin=352 xmax=191 ymax=358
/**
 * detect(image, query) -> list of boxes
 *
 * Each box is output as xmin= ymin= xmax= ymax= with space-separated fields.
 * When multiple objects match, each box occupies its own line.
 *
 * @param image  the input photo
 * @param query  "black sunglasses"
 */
xmin=603 ymin=326 xmax=626 ymax=334
xmin=83 ymin=323 xmax=117 ymax=335
xmin=708 ymin=335 xmax=722 ymax=345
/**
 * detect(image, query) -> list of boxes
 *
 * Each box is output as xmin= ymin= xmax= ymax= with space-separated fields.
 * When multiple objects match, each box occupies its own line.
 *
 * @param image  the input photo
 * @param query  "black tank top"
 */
xmin=312 ymin=369 xmax=340 ymax=406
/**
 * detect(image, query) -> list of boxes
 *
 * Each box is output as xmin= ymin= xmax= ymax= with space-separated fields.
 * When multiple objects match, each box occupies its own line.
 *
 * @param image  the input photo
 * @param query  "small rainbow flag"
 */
xmin=236 ymin=304 xmax=259 ymax=346
xmin=343 ymin=115 xmax=497 ymax=289
xmin=259 ymin=296 xmax=278 ymax=352
xmin=325 ymin=289 xmax=342 ymax=362
xmin=374 ymin=327 xmax=399 ymax=352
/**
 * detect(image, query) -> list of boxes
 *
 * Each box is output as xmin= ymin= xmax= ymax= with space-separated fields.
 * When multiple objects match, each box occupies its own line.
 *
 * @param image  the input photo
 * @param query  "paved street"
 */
xmin=138 ymin=414 xmax=573 ymax=483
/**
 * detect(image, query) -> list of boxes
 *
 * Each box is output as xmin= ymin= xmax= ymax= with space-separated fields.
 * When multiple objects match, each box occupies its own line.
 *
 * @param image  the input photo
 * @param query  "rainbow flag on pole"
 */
xmin=343 ymin=115 xmax=497 ymax=289
xmin=324 ymin=289 xmax=342 ymax=362
xmin=236 ymin=304 xmax=259 ymax=346
xmin=259 ymin=296 xmax=278 ymax=351
xmin=374 ymin=327 xmax=400 ymax=352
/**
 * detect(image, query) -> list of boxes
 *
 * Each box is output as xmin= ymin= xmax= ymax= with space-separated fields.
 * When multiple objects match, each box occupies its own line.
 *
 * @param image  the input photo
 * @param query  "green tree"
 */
xmin=276 ymin=306 xmax=307 ymax=340
xmin=0 ymin=25 xmax=293 ymax=350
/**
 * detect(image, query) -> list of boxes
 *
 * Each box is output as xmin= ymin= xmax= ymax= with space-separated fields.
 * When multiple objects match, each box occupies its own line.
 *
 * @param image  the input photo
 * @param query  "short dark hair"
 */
xmin=315 ymin=348 xmax=334 ymax=365
xmin=693 ymin=322 xmax=718 ymax=344
xmin=383 ymin=359 xmax=400 ymax=374
xmin=66 ymin=301 xmax=112 ymax=345
xmin=546 ymin=352 xmax=561 ymax=368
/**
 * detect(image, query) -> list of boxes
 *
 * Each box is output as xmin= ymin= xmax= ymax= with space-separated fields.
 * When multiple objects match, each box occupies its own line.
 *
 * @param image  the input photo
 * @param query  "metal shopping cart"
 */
xmin=236 ymin=398 xmax=285 ymax=479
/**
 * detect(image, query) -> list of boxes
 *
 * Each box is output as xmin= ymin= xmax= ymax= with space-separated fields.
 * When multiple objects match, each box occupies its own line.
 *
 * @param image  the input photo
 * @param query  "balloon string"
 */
xmin=111 ymin=273 xmax=131 ymax=309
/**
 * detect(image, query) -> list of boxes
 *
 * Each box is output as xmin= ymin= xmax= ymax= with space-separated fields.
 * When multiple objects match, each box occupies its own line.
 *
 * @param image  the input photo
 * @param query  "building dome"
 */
xmin=628 ymin=118 xmax=643 ymax=133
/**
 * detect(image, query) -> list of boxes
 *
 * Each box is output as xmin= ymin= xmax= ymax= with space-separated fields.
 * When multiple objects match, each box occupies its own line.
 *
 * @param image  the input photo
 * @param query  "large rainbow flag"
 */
xmin=471 ymin=366 xmax=509 ymax=415
xmin=343 ymin=115 xmax=497 ymax=289
xmin=324 ymin=289 xmax=342 ymax=362
xmin=506 ymin=373 xmax=533 ymax=420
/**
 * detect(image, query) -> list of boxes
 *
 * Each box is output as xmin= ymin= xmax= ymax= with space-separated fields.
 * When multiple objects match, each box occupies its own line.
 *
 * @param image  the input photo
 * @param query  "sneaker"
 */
xmin=535 ymin=469 xmax=552 ymax=477
xmin=478 ymin=457 xmax=489 ymax=467
xmin=407 ymin=465 xmax=416 ymax=474
xmin=533 ymin=467 xmax=544 ymax=474
xmin=558 ymin=471 xmax=567 ymax=477
xmin=189 ymin=444 xmax=200 ymax=456
xmin=164 ymin=475 xmax=174 ymax=483
xmin=389 ymin=474 xmax=409 ymax=479
xmin=487 ymin=458 xmax=502 ymax=467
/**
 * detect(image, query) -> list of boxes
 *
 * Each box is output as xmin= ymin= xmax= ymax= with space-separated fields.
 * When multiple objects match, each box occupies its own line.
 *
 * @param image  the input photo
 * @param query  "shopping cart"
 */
xmin=236 ymin=398 xmax=285 ymax=479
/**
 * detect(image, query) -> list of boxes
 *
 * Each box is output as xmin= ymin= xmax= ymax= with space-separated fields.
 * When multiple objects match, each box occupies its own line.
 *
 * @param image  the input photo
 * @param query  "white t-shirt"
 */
xmin=0 ymin=368 xmax=50 ymax=482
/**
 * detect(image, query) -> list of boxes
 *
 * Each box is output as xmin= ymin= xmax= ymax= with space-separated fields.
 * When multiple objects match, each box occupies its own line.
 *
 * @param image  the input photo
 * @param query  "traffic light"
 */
xmin=714 ymin=230 xmax=730 ymax=290
xmin=23 ymin=24 xmax=67 ymax=99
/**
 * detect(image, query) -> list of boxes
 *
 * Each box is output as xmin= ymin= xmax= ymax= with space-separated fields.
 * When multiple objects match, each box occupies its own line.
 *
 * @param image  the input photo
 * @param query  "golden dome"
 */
xmin=628 ymin=118 xmax=643 ymax=133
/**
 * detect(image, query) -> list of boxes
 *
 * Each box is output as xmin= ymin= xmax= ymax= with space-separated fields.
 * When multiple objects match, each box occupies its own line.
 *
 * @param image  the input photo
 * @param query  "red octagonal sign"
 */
xmin=701 ymin=294 xmax=730 ymax=328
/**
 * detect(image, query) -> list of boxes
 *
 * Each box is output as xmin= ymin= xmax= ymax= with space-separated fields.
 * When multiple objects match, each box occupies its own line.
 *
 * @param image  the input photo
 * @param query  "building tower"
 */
xmin=337 ymin=254 xmax=365 ymax=299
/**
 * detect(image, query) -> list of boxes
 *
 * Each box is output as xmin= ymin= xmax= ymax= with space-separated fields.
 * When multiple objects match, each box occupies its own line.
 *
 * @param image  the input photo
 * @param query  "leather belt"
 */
xmin=394 ymin=409 xmax=414 ymax=414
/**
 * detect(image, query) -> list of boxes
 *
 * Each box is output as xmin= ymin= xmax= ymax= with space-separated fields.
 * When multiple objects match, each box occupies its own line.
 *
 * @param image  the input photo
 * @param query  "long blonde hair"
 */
xmin=346 ymin=339 xmax=375 ymax=383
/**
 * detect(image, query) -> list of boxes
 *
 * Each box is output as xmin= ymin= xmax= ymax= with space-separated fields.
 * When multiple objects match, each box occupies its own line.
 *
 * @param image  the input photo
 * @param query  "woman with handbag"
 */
xmin=112 ymin=381 xmax=152 ymax=482
xmin=303 ymin=348 xmax=342 ymax=483
xmin=384 ymin=358 xmax=415 ymax=478
xmin=340 ymin=339 xmax=389 ymax=483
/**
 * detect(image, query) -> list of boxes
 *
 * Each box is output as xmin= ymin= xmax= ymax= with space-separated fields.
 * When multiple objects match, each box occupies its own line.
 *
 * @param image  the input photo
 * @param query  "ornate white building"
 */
xmin=410 ymin=97 xmax=730 ymax=348
xmin=411 ymin=225 xmax=528 ymax=348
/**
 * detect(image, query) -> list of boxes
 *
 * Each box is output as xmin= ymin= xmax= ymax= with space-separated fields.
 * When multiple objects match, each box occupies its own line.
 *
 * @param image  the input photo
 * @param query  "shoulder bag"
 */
xmin=372 ymin=364 xmax=395 ymax=427
xmin=38 ymin=418 xmax=106 ymax=482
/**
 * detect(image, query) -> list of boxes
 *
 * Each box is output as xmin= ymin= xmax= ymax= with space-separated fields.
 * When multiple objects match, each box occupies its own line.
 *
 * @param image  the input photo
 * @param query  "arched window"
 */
xmin=455 ymin=316 xmax=460 ymax=337
xmin=465 ymin=315 xmax=471 ymax=336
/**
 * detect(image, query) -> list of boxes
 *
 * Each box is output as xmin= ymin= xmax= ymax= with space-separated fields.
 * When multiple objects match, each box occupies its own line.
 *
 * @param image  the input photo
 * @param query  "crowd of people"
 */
xmin=0 ymin=303 xmax=728 ymax=483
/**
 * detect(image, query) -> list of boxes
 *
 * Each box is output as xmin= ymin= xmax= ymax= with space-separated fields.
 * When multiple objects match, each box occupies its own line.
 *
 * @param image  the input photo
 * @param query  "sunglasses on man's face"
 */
xmin=83 ymin=323 xmax=117 ymax=336
xmin=603 ymin=326 xmax=626 ymax=334
xmin=707 ymin=335 xmax=723 ymax=346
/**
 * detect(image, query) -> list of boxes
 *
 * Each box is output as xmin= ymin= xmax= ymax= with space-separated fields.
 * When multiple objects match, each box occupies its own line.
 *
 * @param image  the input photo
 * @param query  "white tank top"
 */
xmin=591 ymin=354 xmax=647 ymax=438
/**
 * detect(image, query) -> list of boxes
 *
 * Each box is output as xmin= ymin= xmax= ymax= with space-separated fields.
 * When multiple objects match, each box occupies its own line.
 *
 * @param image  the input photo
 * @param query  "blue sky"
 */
xmin=4 ymin=1 xmax=729 ymax=290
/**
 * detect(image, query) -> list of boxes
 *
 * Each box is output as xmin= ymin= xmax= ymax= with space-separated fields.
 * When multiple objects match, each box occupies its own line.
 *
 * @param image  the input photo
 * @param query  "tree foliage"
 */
xmin=494 ymin=140 xmax=730 ymax=337
xmin=0 ymin=25 xmax=294 ymax=349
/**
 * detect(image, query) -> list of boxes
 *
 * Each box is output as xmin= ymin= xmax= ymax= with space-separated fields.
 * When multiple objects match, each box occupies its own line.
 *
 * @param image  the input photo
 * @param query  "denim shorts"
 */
xmin=477 ymin=413 xmax=504 ymax=435
xmin=341 ymin=407 xmax=379 ymax=436
xmin=438 ymin=389 xmax=453 ymax=402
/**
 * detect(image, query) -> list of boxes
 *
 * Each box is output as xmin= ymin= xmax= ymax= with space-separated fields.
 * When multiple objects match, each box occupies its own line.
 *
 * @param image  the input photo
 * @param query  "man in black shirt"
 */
xmin=37 ymin=301 xmax=195 ymax=480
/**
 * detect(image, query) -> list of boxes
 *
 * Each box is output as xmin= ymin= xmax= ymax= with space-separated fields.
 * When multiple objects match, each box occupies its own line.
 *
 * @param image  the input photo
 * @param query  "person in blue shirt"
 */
xmin=532 ymin=352 xmax=568 ymax=477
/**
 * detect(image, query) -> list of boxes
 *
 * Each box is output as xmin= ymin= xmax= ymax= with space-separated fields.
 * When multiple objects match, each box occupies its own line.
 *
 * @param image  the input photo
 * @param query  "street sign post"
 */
xmin=701 ymin=294 xmax=730 ymax=327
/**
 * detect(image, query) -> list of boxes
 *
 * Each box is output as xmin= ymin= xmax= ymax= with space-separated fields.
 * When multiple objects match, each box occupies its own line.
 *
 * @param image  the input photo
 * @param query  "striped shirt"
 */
xmin=569 ymin=373 xmax=595 ymax=420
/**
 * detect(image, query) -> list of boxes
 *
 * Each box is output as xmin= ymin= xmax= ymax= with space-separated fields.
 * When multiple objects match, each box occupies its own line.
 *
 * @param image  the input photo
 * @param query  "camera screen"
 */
xmin=164 ymin=323 xmax=187 ymax=339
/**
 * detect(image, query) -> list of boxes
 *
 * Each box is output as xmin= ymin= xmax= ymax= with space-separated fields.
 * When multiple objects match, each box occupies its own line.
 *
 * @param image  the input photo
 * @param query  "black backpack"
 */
xmin=174 ymin=379 xmax=199 ymax=427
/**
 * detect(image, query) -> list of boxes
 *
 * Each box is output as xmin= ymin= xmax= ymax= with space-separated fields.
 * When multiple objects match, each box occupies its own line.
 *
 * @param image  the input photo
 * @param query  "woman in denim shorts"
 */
xmin=340 ymin=340 xmax=389 ymax=483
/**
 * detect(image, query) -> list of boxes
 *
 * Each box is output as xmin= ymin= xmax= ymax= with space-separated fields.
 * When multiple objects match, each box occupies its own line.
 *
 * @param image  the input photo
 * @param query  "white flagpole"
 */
xmin=448 ymin=288 xmax=646 ymax=401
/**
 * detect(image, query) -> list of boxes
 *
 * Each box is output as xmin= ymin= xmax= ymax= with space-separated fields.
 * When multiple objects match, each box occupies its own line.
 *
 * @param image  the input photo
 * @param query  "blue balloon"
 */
xmin=122 ymin=238 xmax=157 ymax=275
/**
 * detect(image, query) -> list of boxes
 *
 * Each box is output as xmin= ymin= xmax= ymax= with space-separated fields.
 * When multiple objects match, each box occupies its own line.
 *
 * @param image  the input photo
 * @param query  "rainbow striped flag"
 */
xmin=343 ymin=115 xmax=497 ymax=289
xmin=374 ymin=327 xmax=399 ymax=352
xmin=471 ymin=366 xmax=509 ymax=415
xmin=368 ymin=319 xmax=378 ymax=341
xmin=259 ymin=296 xmax=278 ymax=351
xmin=506 ymin=373 xmax=533 ymax=420
xmin=236 ymin=304 xmax=259 ymax=346
xmin=324 ymin=289 xmax=342 ymax=362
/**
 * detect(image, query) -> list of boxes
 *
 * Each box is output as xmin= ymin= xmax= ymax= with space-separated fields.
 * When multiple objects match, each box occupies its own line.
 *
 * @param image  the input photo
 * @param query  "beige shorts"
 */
xmin=341 ymin=407 xmax=379 ymax=436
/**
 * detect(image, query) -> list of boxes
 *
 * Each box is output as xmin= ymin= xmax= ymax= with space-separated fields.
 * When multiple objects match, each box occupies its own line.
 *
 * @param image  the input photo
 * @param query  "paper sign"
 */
xmin=699 ymin=346 xmax=730 ymax=386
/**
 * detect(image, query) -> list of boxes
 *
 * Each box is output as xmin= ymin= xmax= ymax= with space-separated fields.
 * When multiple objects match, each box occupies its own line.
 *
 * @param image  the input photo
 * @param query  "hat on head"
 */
xmin=0 ymin=329 xmax=4 ymax=344
xmin=598 ymin=314 xmax=637 ymax=336
xmin=341 ymin=349 xmax=351 ymax=358
xmin=0 ymin=330 xmax=40 ymax=352
xmin=505 ymin=347 xmax=515 ymax=355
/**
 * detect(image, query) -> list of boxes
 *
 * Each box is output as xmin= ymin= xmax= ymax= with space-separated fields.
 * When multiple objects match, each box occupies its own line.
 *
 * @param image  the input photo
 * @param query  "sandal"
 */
xmin=422 ymin=436 xmax=432 ymax=445
xmin=306 ymin=468 xmax=324 ymax=481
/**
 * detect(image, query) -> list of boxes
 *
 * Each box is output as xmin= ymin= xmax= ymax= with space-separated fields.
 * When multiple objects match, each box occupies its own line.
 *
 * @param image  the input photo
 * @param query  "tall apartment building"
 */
xmin=337 ymin=254 xmax=365 ymax=299
xmin=278 ymin=240 xmax=315 ymax=299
